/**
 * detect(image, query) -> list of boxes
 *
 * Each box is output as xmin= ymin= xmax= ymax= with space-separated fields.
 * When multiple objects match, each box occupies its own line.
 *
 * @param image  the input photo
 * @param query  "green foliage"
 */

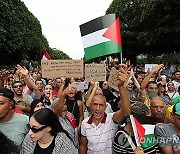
xmin=0 ymin=0 xmax=71 ymax=66
xmin=137 ymin=53 xmax=180 ymax=64
xmin=106 ymin=0 xmax=180 ymax=56
xmin=0 ymin=0 xmax=48 ymax=64
xmin=49 ymin=48 xmax=71 ymax=60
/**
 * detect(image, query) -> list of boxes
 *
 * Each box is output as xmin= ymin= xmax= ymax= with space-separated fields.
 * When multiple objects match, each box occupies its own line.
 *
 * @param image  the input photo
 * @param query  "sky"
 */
xmin=21 ymin=0 xmax=113 ymax=60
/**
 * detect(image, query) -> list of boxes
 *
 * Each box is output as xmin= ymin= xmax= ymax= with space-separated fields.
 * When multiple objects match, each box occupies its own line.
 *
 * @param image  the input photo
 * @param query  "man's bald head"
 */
xmin=92 ymin=94 xmax=106 ymax=105
xmin=150 ymin=97 xmax=166 ymax=118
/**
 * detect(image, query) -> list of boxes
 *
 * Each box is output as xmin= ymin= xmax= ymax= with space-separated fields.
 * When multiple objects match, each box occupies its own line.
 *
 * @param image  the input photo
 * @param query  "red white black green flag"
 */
xmin=130 ymin=115 xmax=158 ymax=148
xmin=80 ymin=14 xmax=122 ymax=60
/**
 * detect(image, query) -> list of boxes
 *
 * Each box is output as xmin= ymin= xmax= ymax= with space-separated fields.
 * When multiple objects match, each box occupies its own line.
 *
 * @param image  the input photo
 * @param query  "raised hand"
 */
xmin=151 ymin=64 xmax=164 ymax=73
xmin=90 ymin=78 xmax=96 ymax=86
xmin=94 ymin=81 xmax=99 ymax=88
xmin=0 ymin=71 xmax=9 ymax=80
xmin=60 ymin=75 xmax=66 ymax=84
xmin=16 ymin=65 xmax=29 ymax=79
xmin=62 ymin=85 xmax=76 ymax=96
xmin=117 ymin=64 xmax=128 ymax=87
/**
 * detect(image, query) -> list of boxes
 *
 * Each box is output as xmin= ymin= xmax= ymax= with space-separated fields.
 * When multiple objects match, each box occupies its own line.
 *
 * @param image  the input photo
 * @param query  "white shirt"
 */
xmin=81 ymin=113 xmax=118 ymax=154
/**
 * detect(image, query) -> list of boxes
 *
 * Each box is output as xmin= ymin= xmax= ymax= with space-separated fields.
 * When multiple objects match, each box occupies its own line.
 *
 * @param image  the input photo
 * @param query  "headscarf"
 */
xmin=30 ymin=99 xmax=44 ymax=116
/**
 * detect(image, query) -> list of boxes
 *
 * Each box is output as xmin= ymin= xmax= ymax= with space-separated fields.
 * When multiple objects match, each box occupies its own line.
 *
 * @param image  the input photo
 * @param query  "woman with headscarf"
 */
xmin=30 ymin=99 xmax=45 ymax=117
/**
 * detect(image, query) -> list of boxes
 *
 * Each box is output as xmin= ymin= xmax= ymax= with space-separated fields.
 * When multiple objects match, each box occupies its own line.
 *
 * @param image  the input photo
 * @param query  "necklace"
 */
xmin=38 ymin=136 xmax=54 ymax=144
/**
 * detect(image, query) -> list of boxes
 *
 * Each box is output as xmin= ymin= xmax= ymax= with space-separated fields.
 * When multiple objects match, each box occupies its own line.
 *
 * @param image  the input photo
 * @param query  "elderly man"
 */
xmin=0 ymin=87 xmax=29 ymax=148
xmin=155 ymin=103 xmax=180 ymax=154
xmin=150 ymin=97 xmax=173 ymax=124
xmin=80 ymin=64 xmax=131 ymax=154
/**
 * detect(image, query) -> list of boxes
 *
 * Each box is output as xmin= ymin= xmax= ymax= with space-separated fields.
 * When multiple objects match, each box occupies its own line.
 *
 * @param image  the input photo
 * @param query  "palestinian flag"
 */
xmin=130 ymin=115 xmax=158 ymax=148
xmin=42 ymin=48 xmax=51 ymax=60
xmin=80 ymin=14 xmax=122 ymax=60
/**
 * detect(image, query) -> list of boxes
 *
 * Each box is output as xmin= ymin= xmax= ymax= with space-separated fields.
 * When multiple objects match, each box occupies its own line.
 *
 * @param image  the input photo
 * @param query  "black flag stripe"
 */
xmin=80 ymin=14 xmax=117 ymax=36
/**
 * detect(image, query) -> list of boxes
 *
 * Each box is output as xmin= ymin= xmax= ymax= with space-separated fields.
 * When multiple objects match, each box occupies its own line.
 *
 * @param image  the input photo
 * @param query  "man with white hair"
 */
xmin=80 ymin=64 xmax=131 ymax=154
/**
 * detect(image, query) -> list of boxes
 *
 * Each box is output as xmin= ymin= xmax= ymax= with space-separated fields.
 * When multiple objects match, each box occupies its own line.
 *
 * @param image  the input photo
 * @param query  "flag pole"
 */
xmin=130 ymin=115 xmax=141 ymax=146
xmin=120 ymin=52 xmax=122 ymax=64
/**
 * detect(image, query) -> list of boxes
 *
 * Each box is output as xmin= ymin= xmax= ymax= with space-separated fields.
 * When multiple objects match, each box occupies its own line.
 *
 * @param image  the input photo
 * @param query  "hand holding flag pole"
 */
xmin=130 ymin=115 xmax=141 ymax=146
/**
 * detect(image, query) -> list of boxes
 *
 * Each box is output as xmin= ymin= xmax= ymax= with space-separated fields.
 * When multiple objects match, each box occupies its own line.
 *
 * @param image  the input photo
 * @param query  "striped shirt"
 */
xmin=113 ymin=130 xmax=161 ymax=154
xmin=81 ymin=113 xmax=118 ymax=154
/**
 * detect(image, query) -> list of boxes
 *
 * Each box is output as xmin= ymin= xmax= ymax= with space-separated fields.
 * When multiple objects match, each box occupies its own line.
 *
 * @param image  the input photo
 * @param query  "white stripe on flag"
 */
xmin=142 ymin=124 xmax=155 ymax=135
xmin=82 ymin=28 xmax=110 ymax=48
xmin=130 ymin=115 xmax=140 ymax=146
xmin=42 ymin=55 xmax=48 ymax=60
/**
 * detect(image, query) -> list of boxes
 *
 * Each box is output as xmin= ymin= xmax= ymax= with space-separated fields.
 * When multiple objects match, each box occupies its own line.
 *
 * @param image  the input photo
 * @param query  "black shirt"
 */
xmin=33 ymin=137 xmax=55 ymax=154
xmin=66 ymin=98 xmax=80 ymax=125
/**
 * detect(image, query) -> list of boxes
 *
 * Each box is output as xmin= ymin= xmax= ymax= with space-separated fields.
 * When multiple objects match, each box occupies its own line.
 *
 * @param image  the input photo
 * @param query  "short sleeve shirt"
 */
xmin=0 ymin=113 xmax=29 ymax=148
xmin=81 ymin=113 xmax=118 ymax=154
xmin=155 ymin=123 xmax=180 ymax=153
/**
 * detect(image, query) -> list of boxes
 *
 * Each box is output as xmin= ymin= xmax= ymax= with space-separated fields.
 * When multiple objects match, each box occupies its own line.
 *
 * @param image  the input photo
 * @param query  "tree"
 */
xmin=49 ymin=48 xmax=71 ymax=60
xmin=0 ymin=0 xmax=70 ymax=66
xmin=106 ymin=0 xmax=180 ymax=57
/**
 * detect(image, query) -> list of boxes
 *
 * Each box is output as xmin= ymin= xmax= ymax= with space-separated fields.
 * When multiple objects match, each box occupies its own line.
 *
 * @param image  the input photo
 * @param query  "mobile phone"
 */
xmin=74 ymin=82 xmax=89 ymax=91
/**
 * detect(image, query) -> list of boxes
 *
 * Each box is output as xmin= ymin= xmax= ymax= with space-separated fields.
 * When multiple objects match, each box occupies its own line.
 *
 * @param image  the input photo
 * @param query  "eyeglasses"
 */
xmin=27 ymin=124 xmax=47 ymax=133
xmin=13 ymin=85 xmax=23 ymax=88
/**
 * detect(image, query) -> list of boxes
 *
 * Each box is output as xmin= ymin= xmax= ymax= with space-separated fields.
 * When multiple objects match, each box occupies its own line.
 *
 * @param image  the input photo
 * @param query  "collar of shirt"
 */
xmin=87 ymin=113 xmax=107 ymax=124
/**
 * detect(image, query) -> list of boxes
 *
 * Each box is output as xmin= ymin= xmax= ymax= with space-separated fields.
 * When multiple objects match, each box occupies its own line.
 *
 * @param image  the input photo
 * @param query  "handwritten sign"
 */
xmin=85 ymin=63 xmax=106 ymax=82
xmin=107 ymin=67 xmax=119 ymax=91
xmin=41 ymin=60 xmax=83 ymax=78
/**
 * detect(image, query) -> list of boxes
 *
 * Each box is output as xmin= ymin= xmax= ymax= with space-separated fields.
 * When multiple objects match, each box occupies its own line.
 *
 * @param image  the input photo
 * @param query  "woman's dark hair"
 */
xmin=75 ymin=91 xmax=82 ymax=101
xmin=12 ymin=80 xmax=22 ymax=88
xmin=30 ymin=99 xmax=45 ymax=117
xmin=32 ymin=108 xmax=71 ymax=139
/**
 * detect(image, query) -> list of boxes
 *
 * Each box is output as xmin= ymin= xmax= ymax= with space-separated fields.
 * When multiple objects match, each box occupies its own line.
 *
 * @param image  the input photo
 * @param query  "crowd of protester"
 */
xmin=0 ymin=63 xmax=179 ymax=154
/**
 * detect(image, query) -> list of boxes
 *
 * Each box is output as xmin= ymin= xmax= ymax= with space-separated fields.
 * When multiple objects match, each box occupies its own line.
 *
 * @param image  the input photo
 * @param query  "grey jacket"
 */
xmin=20 ymin=132 xmax=78 ymax=154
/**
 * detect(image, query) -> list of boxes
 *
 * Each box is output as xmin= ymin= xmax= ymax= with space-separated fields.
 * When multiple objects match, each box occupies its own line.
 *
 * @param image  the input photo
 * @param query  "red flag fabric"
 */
xmin=66 ymin=111 xmax=77 ymax=129
xmin=134 ymin=117 xmax=145 ymax=143
xmin=103 ymin=17 xmax=122 ymax=47
xmin=126 ymin=60 xmax=131 ymax=66
xmin=42 ymin=48 xmax=51 ymax=60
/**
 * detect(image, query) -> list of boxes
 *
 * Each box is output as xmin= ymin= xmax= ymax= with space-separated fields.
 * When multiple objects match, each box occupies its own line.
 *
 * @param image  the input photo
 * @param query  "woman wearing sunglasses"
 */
xmin=21 ymin=108 xmax=78 ymax=154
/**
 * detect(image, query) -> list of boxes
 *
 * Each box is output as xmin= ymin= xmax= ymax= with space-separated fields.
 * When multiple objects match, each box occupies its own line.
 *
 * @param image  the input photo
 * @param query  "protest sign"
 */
xmin=107 ymin=67 xmax=119 ymax=91
xmin=145 ymin=64 xmax=157 ymax=72
xmin=85 ymin=63 xmax=106 ymax=82
xmin=41 ymin=60 xmax=83 ymax=78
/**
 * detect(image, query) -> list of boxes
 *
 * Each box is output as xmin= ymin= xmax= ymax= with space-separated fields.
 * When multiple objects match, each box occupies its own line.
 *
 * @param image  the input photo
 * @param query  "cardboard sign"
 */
xmin=85 ymin=63 xmax=106 ymax=82
xmin=41 ymin=60 xmax=83 ymax=78
xmin=107 ymin=67 xmax=119 ymax=91
xmin=145 ymin=64 xmax=157 ymax=72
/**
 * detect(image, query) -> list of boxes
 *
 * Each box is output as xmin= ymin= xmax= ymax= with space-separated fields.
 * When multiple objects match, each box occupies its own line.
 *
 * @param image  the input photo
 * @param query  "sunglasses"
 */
xmin=27 ymin=124 xmax=47 ymax=133
xmin=13 ymin=85 xmax=23 ymax=88
xmin=128 ymin=83 xmax=134 ymax=86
